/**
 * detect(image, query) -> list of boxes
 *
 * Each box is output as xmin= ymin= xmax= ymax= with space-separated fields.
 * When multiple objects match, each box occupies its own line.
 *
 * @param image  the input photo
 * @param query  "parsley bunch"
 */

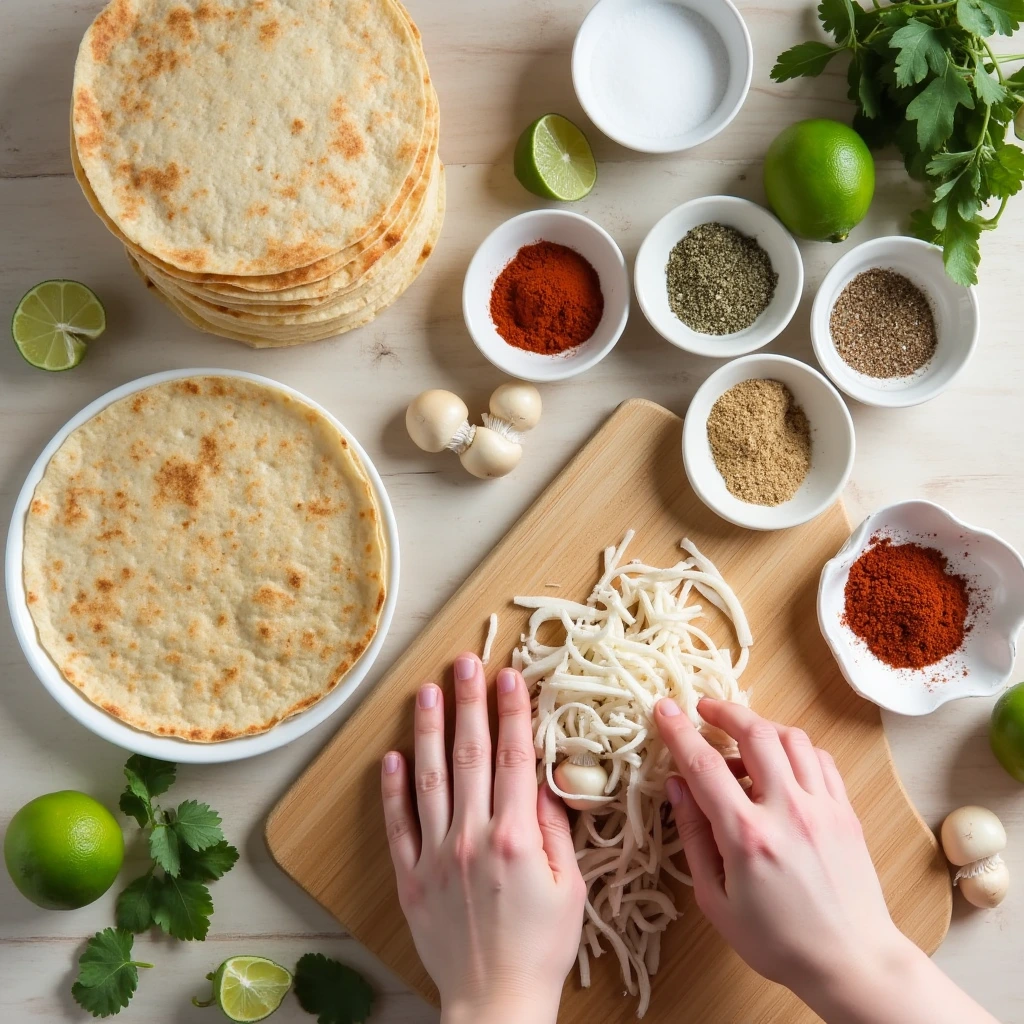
xmin=772 ymin=0 xmax=1024 ymax=284
xmin=115 ymin=755 xmax=239 ymax=941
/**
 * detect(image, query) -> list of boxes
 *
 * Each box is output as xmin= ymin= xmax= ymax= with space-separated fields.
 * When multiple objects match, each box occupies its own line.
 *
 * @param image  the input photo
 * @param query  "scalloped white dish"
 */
xmin=818 ymin=500 xmax=1024 ymax=715
xmin=5 ymin=369 xmax=400 ymax=763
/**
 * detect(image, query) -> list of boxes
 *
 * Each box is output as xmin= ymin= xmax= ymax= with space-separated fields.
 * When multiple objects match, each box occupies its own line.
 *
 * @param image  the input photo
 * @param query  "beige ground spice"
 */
xmin=707 ymin=379 xmax=811 ymax=505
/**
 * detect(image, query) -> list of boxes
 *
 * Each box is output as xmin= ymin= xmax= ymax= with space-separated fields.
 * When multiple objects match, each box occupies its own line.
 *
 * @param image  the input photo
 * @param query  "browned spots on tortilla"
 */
xmin=277 ymin=185 xmax=300 ymax=200
xmin=131 ymin=394 xmax=148 ymax=413
xmin=177 ymin=379 xmax=201 ymax=395
xmin=300 ymin=629 xmax=317 ymax=650
xmin=287 ymin=570 xmax=303 ymax=589
xmin=121 ymin=567 xmax=134 ymax=580
xmin=329 ymin=98 xmax=366 ymax=160
xmin=30 ymin=499 xmax=49 ymax=516
xmin=421 ymin=242 xmax=434 ymax=259
xmin=26 ymin=591 xmax=38 ymax=605
xmin=216 ymin=613 xmax=228 ymax=627
xmin=154 ymin=433 xmax=220 ymax=508
xmin=396 ymin=139 xmax=417 ymax=162
xmin=89 ymin=0 xmax=136 ymax=64
xmin=101 ymin=701 xmax=123 ymax=717
xmin=253 ymin=583 xmax=294 ymax=608
xmin=246 ymin=202 xmax=270 ymax=218
xmin=376 ymin=589 xmax=386 ymax=612
xmin=62 ymin=488 xmax=92 ymax=527
xmin=258 ymin=19 xmax=280 ymax=47
xmin=96 ymin=578 xmax=116 ymax=594
xmin=305 ymin=497 xmax=337 ymax=519
xmin=166 ymin=6 xmax=198 ymax=44
xmin=216 ymin=41 xmax=231 ymax=55
xmin=257 ymin=622 xmax=273 ymax=640
xmin=165 ymin=651 xmax=183 ymax=665
xmin=187 ymin=620 xmax=200 ymax=639
xmin=74 ymin=88 xmax=106 ymax=158
xmin=137 ymin=602 xmax=162 ymax=627
xmin=364 ymin=543 xmax=373 ymax=554
xmin=98 ymin=526 xmax=125 ymax=542
xmin=319 ymin=172 xmax=357 ymax=208
xmin=291 ymin=118 xmax=306 ymax=135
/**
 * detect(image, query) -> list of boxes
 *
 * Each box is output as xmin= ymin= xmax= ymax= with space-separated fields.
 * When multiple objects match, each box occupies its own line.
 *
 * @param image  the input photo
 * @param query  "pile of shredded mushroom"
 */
xmin=512 ymin=531 xmax=752 ymax=1018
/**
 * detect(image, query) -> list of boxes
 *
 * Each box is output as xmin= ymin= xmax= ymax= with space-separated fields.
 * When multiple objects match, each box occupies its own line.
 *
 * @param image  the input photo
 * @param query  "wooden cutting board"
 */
xmin=266 ymin=399 xmax=951 ymax=1023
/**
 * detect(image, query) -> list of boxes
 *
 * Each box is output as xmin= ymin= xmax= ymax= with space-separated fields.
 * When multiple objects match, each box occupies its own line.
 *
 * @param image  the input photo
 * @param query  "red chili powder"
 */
xmin=489 ymin=241 xmax=604 ymax=355
xmin=843 ymin=538 xmax=970 ymax=670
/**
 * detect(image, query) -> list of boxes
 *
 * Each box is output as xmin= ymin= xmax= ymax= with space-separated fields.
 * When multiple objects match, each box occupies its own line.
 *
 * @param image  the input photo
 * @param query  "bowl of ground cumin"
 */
xmin=818 ymin=500 xmax=1024 ymax=715
xmin=463 ymin=209 xmax=629 ymax=382
xmin=811 ymin=236 xmax=980 ymax=408
xmin=683 ymin=354 xmax=855 ymax=530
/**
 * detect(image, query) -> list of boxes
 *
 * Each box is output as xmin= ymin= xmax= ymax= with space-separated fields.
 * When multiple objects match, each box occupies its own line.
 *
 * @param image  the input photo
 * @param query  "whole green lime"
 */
xmin=763 ymin=119 xmax=875 ymax=242
xmin=991 ymin=681 xmax=1024 ymax=783
xmin=3 ymin=791 xmax=123 ymax=910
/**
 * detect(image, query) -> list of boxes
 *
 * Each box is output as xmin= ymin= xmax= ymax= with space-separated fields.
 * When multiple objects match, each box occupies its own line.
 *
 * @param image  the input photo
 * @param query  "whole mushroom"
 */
xmin=405 ymin=390 xmax=474 ymax=454
xmin=459 ymin=427 xmax=522 ymax=479
xmin=940 ymin=805 xmax=1009 ymax=909
xmin=487 ymin=382 xmax=543 ymax=435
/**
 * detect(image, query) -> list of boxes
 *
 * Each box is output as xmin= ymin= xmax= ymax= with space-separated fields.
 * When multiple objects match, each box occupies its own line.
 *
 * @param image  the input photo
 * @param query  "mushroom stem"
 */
xmin=481 ymin=413 xmax=524 ymax=445
xmin=444 ymin=421 xmax=476 ymax=455
xmin=954 ymin=854 xmax=1004 ymax=885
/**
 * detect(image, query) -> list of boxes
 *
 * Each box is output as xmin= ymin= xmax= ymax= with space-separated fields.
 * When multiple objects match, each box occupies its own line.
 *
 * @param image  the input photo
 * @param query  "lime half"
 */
xmin=12 ymin=280 xmax=105 ymax=371
xmin=195 ymin=956 xmax=292 ymax=1023
xmin=514 ymin=114 xmax=597 ymax=201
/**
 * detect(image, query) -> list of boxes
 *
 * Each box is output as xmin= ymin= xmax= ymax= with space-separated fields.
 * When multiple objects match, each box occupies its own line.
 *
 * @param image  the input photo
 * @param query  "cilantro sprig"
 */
xmin=71 ymin=929 xmax=152 ymax=1018
xmin=772 ymin=0 xmax=1024 ymax=284
xmin=115 ymin=755 xmax=238 ymax=943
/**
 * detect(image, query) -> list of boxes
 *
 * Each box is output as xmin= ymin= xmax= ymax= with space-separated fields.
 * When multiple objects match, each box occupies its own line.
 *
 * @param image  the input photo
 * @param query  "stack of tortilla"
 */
xmin=70 ymin=0 xmax=443 ymax=349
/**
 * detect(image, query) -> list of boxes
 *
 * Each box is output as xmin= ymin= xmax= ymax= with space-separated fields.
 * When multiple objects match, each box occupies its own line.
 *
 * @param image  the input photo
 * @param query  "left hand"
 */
xmin=381 ymin=652 xmax=586 ymax=1024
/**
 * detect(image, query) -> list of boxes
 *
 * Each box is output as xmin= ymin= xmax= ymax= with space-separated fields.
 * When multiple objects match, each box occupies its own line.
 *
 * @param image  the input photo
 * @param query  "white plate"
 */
xmin=571 ymin=0 xmax=752 ymax=153
xmin=810 ymin=236 xmax=980 ymax=408
xmin=682 ymin=354 xmax=855 ymax=531
xmin=462 ymin=209 xmax=629 ymax=382
xmin=634 ymin=196 xmax=803 ymax=357
xmin=818 ymin=501 xmax=1024 ymax=715
xmin=5 ymin=369 xmax=400 ymax=763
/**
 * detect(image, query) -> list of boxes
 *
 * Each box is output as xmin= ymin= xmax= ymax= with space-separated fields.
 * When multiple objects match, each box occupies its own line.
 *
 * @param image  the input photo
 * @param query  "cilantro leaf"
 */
xmin=891 ymin=22 xmax=948 ymax=87
xmin=770 ymin=41 xmax=840 ymax=81
xmin=294 ymin=954 xmax=374 ymax=1024
xmin=848 ymin=52 xmax=881 ymax=119
xmin=818 ymin=0 xmax=857 ymax=44
xmin=71 ymin=929 xmax=152 ymax=1018
xmin=171 ymin=800 xmax=224 ymax=852
xmin=150 ymin=876 xmax=213 ymax=941
xmin=942 ymin=211 xmax=982 ymax=285
xmin=985 ymin=143 xmax=1024 ymax=197
xmin=118 ymin=791 xmax=150 ymax=829
xmin=957 ymin=0 xmax=1024 ymax=35
xmin=179 ymin=840 xmax=239 ymax=882
xmin=957 ymin=0 xmax=997 ymax=34
xmin=115 ymin=874 xmax=158 ymax=933
xmin=149 ymin=823 xmax=181 ymax=877
xmin=974 ymin=59 xmax=1008 ymax=106
xmin=909 ymin=206 xmax=941 ymax=243
xmin=926 ymin=149 xmax=975 ymax=176
xmin=124 ymin=755 xmax=176 ymax=800
xmin=906 ymin=59 xmax=975 ymax=152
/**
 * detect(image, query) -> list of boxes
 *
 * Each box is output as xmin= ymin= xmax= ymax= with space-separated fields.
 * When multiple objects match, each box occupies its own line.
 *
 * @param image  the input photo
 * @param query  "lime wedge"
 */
xmin=514 ymin=114 xmax=597 ymax=201
xmin=12 ymin=280 xmax=105 ymax=371
xmin=200 ymin=956 xmax=292 ymax=1023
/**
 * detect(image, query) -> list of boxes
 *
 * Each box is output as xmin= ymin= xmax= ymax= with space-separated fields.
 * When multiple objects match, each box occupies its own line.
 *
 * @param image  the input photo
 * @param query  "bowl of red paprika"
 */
xmin=817 ymin=500 xmax=1024 ymax=716
xmin=462 ymin=209 xmax=630 ymax=382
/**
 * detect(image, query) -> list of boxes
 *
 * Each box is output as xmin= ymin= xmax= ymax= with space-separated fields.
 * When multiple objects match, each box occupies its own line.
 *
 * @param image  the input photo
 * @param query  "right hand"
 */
xmin=654 ymin=697 xmax=905 ymax=994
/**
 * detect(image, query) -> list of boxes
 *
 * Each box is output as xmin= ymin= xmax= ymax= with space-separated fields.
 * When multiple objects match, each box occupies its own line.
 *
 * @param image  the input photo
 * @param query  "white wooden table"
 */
xmin=1 ymin=1 xmax=1022 ymax=1021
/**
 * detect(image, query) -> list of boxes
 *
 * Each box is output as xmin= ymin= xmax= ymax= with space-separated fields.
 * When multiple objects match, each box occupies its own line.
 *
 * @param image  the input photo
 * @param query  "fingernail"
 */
xmin=497 ymin=668 xmax=517 ymax=694
xmin=454 ymin=655 xmax=476 ymax=681
xmin=665 ymin=777 xmax=684 ymax=804
xmin=418 ymin=684 xmax=438 ymax=709
xmin=383 ymin=753 xmax=400 ymax=775
xmin=659 ymin=698 xmax=681 ymax=718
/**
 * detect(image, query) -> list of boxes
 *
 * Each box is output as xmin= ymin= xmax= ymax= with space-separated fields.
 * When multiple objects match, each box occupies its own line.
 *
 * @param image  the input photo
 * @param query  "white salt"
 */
xmin=589 ymin=2 xmax=728 ymax=142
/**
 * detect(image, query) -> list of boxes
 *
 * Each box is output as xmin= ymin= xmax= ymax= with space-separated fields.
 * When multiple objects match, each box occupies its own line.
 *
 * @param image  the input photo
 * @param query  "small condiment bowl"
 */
xmin=818 ymin=500 xmax=1024 ymax=715
xmin=810 ymin=236 xmax=980 ymax=408
xmin=634 ymin=196 xmax=803 ymax=358
xmin=682 ymin=354 xmax=854 ymax=531
xmin=462 ymin=209 xmax=630 ymax=383
xmin=571 ymin=0 xmax=752 ymax=153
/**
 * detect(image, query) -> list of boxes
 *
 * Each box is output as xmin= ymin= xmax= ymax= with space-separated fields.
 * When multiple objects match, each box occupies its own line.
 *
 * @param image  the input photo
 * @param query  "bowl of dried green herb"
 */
xmin=634 ymin=195 xmax=803 ymax=358
xmin=682 ymin=353 xmax=855 ymax=531
xmin=810 ymin=236 xmax=979 ymax=409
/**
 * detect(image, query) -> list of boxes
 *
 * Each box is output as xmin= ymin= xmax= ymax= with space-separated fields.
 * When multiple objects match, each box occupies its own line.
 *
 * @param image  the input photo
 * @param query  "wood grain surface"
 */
xmin=266 ymin=399 xmax=952 ymax=1023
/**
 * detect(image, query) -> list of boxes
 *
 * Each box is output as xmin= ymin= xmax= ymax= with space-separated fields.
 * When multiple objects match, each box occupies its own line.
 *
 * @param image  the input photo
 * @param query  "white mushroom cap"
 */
xmin=489 ymin=382 xmax=542 ymax=432
xmin=459 ymin=426 xmax=522 ymax=479
xmin=406 ymin=390 xmax=469 ymax=453
xmin=941 ymin=806 xmax=1007 ymax=866
xmin=958 ymin=859 xmax=1010 ymax=908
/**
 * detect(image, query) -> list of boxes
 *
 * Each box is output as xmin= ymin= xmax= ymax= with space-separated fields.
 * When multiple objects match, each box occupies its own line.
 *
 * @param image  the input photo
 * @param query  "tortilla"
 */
xmin=23 ymin=376 xmax=387 ymax=741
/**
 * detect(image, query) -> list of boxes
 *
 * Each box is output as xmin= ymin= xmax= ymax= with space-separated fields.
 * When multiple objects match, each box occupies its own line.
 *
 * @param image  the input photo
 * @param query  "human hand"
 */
xmin=381 ymin=653 xmax=586 ymax=1024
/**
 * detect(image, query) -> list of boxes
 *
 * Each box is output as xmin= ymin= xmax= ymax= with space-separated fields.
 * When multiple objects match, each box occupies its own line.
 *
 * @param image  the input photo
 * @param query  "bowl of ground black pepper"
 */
xmin=634 ymin=195 xmax=803 ymax=357
xmin=463 ymin=209 xmax=630 ymax=382
xmin=811 ymin=236 xmax=980 ymax=408
xmin=818 ymin=500 xmax=1024 ymax=715
xmin=682 ymin=354 xmax=854 ymax=530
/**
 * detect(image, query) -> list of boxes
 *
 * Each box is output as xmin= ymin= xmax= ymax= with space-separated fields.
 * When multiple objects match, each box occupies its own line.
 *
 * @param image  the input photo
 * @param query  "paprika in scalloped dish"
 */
xmin=489 ymin=240 xmax=604 ymax=355
xmin=842 ymin=536 xmax=971 ymax=670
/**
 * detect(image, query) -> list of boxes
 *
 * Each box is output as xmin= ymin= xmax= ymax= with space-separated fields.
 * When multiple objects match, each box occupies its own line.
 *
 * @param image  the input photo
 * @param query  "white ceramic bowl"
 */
xmin=5 ymin=369 xmax=400 ymax=764
xmin=811 ymin=236 xmax=980 ymax=408
xmin=572 ymin=0 xmax=752 ymax=153
xmin=682 ymin=354 xmax=855 ymax=531
xmin=462 ymin=209 xmax=629 ymax=382
xmin=818 ymin=501 xmax=1024 ymax=715
xmin=635 ymin=196 xmax=804 ymax=357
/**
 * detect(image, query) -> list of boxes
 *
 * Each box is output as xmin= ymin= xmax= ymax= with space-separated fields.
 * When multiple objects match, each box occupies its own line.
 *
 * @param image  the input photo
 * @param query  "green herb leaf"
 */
xmin=171 ymin=800 xmax=225 ymax=853
xmin=149 ymin=823 xmax=181 ymax=877
xmin=974 ymin=59 xmax=1008 ymax=105
xmin=770 ymin=40 xmax=841 ymax=81
xmin=818 ymin=0 xmax=857 ymax=44
xmin=115 ymin=874 xmax=158 ymax=933
xmin=848 ymin=51 xmax=882 ymax=118
xmin=890 ymin=22 xmax=948 ymax=87
xmin=957 ymin=0 xmax=996 ymax=35
xmin=906 ymin=58 xmax=975 ymax=152
xmin=150 ymin=876 xmax=214 ymax=941
xmin=125 ymin=755 xmax=176 ymax=799
xmin=985 ymin=142 xmax=1024 ymax=197
xmin=942 ymin=211 xmax=982 ymax=285
xmin=118 ymin=791 xmax=150 ymax=828
xmin=71 ymin=929 xmax=151 ymax=1018
xmin=957 ymin=0 xmax=1024 ymax=36
xmin=926 ymin=149 xmax=976 ymax=176
xmin=909 ymin=206 xmax=941 ymax=242
xmin=294 ymin=954 xmax=375 ymax=1024
xmin=179 ymin=840 xmax=240 ymax=882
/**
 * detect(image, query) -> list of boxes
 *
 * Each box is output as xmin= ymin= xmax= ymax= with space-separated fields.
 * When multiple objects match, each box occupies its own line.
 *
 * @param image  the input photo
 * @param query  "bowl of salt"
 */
xmin=571 ymin=0 xmax=753 ymax=154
